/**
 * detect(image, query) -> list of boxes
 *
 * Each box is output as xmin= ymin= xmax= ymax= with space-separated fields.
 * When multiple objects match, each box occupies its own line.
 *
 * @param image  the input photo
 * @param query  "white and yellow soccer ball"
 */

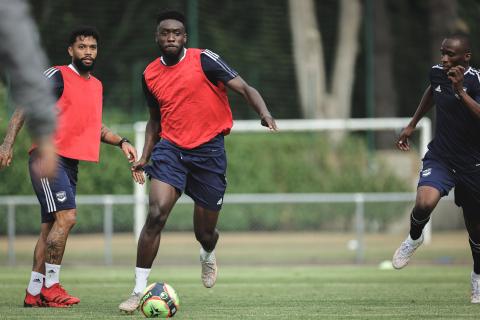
xmin=139 ymin=282 xmax=180 ymax=318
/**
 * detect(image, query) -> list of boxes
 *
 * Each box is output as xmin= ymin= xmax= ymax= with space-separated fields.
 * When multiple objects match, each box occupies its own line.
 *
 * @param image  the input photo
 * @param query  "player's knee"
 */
xmin=39 ymin=225 xmax=52 ymax=240
xmin=194 ymin=229 xmax=216 ymax=245
xmin=146 ymin=203 xmax=169 ymax=230
xmin=414 ymin=200 xmax=436 ymax=218
xmin=55 ymin=210 xmax=77 ymax=229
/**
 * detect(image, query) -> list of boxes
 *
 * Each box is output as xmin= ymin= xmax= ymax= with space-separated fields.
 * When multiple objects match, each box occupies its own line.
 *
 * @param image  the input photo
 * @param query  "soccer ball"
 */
xmin=140 ymin=282 xmax=180 ymax=318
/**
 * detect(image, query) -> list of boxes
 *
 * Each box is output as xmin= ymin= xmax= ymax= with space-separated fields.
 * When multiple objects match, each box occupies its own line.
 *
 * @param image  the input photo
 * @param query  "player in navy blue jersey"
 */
xmin=392 ymin=34 xmax=480 ymax=303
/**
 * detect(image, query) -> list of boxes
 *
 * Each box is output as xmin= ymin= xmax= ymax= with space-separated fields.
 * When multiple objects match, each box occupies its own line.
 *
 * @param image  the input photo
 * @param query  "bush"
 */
xmin=0 ymin=93 xmax=411 ymax=233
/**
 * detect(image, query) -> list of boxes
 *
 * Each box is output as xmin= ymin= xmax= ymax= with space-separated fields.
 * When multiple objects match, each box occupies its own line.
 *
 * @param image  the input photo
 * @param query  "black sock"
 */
xmin=409 ymin=210 xmax=430 ymax=240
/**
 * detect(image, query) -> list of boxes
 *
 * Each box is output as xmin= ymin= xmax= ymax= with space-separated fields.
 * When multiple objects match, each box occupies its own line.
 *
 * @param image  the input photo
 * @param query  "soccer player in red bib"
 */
xmin=118 ymin=10 xmax=277 ymax=313
xmin=0 ymin=26 xmax=138 ymax=308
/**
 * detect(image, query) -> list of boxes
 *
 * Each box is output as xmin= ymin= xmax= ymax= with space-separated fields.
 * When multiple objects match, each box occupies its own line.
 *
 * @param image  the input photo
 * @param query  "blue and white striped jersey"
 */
xmin=43 ymin=66 xmax=63 ymax=100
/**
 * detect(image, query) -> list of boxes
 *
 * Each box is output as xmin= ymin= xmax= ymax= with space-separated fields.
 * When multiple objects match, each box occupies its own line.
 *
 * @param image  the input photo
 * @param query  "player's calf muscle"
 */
xmin=45 ymin=228 xmax=67 ymax=264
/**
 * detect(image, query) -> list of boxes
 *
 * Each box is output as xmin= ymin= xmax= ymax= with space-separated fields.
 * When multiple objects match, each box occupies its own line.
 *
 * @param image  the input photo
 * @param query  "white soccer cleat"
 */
xmin=392 ymin=234 xmax=424 ymax=269
xmin=118 ymin=292 xmax=142 ymax=313
xmin=200 ymin=248 xmax=218 ymax=288
xmin=471 ymin=272 xmax=480 ymax=304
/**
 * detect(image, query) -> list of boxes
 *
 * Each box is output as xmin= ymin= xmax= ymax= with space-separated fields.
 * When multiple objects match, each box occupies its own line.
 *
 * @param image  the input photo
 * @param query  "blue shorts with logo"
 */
xmin=29 ymin=151 xmax=78 ymax=223
xmin=144 ymin=135 xmax=227 ymax=211
xmin=418 ymin=150 xmax=480 ymax=206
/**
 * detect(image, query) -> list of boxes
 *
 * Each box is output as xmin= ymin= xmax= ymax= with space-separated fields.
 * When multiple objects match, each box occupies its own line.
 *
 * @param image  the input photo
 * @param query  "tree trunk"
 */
xmin=289 ymin=0 xmax=361 ymax=127
xmin=327 ymin=0 xmax=362 ymax=119
xmin=373 ymin=0 xmax=397 ymax=148
xmin=429 ymin=0 xmax=462 ymax=64
xmin=288 ymin=0 xmax=326 ymax=118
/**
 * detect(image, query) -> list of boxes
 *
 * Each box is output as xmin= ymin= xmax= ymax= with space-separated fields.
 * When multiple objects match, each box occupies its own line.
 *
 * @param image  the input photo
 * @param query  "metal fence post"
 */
xmin=420 ymin=118 xmax=432 ymax=245
xmin=103 ymin=196 xmax=113 ymax=266
xmin=354 ymin=194 xmax=365 ymax=264
xmin=134 ymin=122 xmax=147 ymax=241
xmin=7 ymin=202 xmax=15 ymax=266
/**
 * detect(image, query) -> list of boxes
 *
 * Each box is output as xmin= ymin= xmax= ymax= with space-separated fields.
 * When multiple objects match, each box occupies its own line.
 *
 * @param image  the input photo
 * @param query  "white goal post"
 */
xmin=133 ymin=118 xmax=432 ymax=242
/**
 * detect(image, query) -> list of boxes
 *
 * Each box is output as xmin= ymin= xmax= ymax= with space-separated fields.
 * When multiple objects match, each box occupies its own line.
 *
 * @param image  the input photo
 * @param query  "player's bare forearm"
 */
xmin=408 ymin=86 xmax=434 ymax=128
xmin=226 ymin=76 xmax=277 ymax=130
xmin=2 ymin=108 xmax=25 ymax=147
xmin=457 ymin=91 xmax=480 ymax=119
xmin=0 ymin=109 xmax=25 ymax=169
xmin=137 ymin=106 xmax=161 ymax=164
xmin=100 ymin=124 xmax=123 ymax=145
xmin=396 ymin=86 xmax=433 ymax=152
xmin=243 ymin=86 xmax=277 ymax=130
xmin=140 ymin=119 xmax=160 ymax=162
xmin=227 ymin=77 xmax=270 ymax=117
xmin=246 ymin=87 xmax=272 ymax=118
xmin=447 ymin=65 xmax=480 ymax=118
xmin=100 ymin=124 xmax=137 ymax=163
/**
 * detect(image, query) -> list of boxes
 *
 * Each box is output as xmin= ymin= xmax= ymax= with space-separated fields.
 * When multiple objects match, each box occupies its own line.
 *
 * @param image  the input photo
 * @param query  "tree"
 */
xmin=288 ymin=0 xmax=362 ymax=119
xmin=373 ymin=0 xmax=397 ymax=147
xmin=428 ymin=0 xmax=465 ymax=64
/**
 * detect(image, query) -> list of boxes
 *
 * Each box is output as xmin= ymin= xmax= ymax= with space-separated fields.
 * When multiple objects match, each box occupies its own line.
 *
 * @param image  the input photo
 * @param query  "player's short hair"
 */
xmin=156 ymin=10 xmax=186 ymax=28
xmin=68 ymin=26 xmax=100 ymax=46
xmin=447 ymin=32 xmax=471 ymax=53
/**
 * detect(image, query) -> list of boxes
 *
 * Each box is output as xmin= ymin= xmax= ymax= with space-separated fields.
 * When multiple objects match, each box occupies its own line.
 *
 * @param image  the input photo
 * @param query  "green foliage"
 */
xmin=0 ymin=111 xmax=409 ymax=197
xmin=0 ymin=111 xmax=411 ymax=234
xmin=225 ymin=132 xmax=408 ymax=193
xmin=0 ymin=85 xmax=409 ymax=233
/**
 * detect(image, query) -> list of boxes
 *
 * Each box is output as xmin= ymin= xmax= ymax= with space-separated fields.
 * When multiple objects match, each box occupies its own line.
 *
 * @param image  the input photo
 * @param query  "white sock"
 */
xmin=473 ymin=271 xmax=480 ymax=279
xmin=45 ymin=263 xmax=61 ymax=288
xmin=133 ymin=267 xmax=151 ymax=295
xmin=200 ymin=247 xmax=214 ymax=261
xmin=27 ymin=271 xmax=44 ymax=296
xmin=407 ymin=234 xmax=422 ymax=245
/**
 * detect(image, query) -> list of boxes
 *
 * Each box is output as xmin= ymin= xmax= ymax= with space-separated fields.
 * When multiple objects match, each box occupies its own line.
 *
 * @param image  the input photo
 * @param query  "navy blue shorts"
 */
xmin=144 ymin=135 xmax=227 ymax=211
xmin=29 ymin=151 xmax=78 ymax=223
xmin=418 ymin=151 xmax=480 ymax=206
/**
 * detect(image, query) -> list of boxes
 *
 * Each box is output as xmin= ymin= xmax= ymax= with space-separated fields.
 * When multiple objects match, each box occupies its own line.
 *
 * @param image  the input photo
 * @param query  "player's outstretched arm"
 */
xmin=0 ymin=109 xmax=25 ymax=169
xmin=226 ymin=76 xmax=278 ymax=131
xmin=396 ymin=85 xmax=434 ymax=151
xmin=130 ymin=107 xmax=161 ymax=185
xmin=1 ymin=108 xmax=59 ymax=178
xmin=133 ymin=106 xmax=161 ymax=169
xmin=100 ymin=124 xmax=137 ymax=163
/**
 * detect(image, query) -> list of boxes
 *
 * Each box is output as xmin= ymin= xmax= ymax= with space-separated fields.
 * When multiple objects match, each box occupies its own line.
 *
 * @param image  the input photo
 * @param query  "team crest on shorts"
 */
xmin=421 ymin=168 xmax=432 ymax=177
xmin=56 ymin=191 xmax=67 ymax=203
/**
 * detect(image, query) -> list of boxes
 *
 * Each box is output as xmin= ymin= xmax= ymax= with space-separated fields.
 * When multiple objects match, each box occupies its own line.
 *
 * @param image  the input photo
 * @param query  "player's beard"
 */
xmin=73 ymin=57 xmax=96 ymax=72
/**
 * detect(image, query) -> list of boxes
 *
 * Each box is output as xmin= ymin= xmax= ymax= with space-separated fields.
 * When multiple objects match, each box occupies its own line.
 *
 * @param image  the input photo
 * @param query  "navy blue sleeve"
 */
xmin=468 ymin=72 xmax=480 ymax=103
xmin=142 ymin=73 xmax=159 ymax=109
xmin=43 ymin=67 xmax=63 ymax=100
xmin=200 ymin=49 xmax=238 ymax=86
xmin=429 ymin=65 xmax=438 ymax=86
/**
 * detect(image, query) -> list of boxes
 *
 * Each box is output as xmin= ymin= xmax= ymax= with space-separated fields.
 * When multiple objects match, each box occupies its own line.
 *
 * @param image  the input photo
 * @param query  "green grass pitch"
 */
xmin=0 ymin=265 xmax=479 ymax=319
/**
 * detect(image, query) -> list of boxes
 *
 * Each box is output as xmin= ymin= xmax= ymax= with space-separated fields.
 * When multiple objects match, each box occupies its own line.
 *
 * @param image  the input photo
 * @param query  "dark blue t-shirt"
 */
xmin=428 ymin=65 xmax=480 ymax=169
xmin=43 ymin=66 xmax=63 ymax=100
